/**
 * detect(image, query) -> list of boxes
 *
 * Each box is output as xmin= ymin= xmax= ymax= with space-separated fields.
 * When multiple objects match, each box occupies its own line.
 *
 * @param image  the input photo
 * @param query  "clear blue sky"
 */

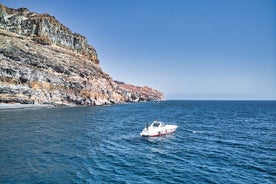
xmin=2 ymin=0 xmax=276 ymax=100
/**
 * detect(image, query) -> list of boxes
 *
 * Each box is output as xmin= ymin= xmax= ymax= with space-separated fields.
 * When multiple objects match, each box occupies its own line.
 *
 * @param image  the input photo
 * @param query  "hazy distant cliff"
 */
xmin=0 ymin=4 xmax=163 ymax=106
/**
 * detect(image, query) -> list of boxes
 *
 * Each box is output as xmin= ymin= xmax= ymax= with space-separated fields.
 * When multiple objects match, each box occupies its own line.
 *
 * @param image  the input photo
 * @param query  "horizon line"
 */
xmin=162 ymin=99 xmax=276 ymax=101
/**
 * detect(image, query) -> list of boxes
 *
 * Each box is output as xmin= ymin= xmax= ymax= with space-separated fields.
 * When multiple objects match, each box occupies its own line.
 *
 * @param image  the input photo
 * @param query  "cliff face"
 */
xmin=0 ymin=4 xmax=98 ymax=64
xmin=0 ymin=4 xmax=164 ymax=106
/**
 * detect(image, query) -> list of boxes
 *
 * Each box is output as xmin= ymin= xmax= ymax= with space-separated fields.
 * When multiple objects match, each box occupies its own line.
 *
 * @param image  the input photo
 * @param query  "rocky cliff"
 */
xmin=0 ymin=4 xmax=164 ymax=106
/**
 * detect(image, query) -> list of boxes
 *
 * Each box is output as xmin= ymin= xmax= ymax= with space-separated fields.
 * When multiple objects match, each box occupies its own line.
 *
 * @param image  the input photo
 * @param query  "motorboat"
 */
xmin=140 ymin=121 xmax=178 ymax=137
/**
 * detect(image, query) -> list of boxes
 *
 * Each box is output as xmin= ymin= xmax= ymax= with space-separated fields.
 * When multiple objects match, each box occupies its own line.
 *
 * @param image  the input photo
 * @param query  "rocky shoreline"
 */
xmin=0 ymin=103 xmax=54 ymax=110
xmin=0 ymin=4 xmax=164 ymax=107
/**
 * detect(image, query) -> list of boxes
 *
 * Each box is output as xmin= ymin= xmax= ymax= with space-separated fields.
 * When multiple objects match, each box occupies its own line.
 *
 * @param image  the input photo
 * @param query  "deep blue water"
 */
xmin=0 ymin=100 xmax=275 ymax=183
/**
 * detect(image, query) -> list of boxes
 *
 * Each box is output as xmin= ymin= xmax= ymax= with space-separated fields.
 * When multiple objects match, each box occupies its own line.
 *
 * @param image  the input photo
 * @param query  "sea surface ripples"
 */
xmin=0 ymin=101 xmax=275 ymax=183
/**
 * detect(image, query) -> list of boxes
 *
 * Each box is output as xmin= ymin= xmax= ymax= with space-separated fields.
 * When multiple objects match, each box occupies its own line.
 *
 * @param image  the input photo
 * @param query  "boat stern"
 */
xmin=140 ymin=128 xmax=149 ymax=137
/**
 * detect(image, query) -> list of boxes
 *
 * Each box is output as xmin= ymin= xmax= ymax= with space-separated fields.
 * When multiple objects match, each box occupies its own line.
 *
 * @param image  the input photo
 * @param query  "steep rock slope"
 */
xmin=0 ymin=4 xmax=163 ymax=106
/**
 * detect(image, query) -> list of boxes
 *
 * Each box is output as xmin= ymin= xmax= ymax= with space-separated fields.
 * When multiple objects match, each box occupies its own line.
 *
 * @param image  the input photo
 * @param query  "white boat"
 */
xmin=140 ymin=121 xmax=178 ymax=137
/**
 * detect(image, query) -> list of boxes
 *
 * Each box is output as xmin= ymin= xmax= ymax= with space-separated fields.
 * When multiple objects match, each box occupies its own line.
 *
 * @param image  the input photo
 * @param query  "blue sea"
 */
xmin=0 ymin=101 xmax=275 ymax=183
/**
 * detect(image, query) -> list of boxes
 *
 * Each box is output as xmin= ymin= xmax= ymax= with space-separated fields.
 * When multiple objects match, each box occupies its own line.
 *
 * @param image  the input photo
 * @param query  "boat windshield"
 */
xmin=152 ymin=122 xmax=160 ymax=127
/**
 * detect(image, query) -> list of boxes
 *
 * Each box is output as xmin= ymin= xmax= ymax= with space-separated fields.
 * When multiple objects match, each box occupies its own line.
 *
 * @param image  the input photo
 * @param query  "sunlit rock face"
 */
xmin=0 ymin=4 xmax=164 ymax=106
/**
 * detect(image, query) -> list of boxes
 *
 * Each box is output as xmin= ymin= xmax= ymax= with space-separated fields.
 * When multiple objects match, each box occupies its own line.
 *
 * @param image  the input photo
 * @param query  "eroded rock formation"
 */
xmin=0 ymin=4 xmax=164 ymax=106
